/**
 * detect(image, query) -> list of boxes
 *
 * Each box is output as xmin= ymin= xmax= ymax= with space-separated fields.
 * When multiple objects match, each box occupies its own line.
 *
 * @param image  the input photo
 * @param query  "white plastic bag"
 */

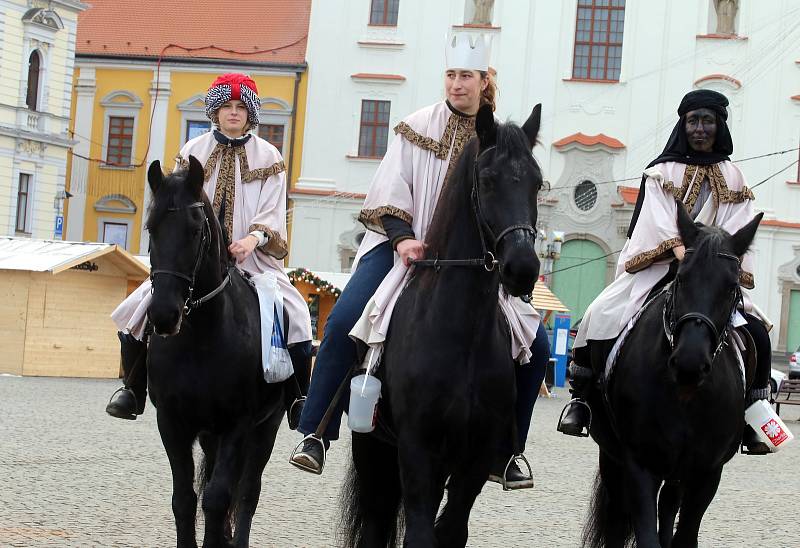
xmin=251 ymin=272 xmax=293 ymax=383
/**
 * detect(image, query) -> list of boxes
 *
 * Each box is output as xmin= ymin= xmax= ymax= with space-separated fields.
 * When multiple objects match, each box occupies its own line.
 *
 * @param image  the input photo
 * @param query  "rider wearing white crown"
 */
xmin=557 ymin=89 xmax=774 ymax=455
xmin=105 ymin=73 xmax=312 ymax=425
xmin=290 ymin=33 xmax=551 ymax=489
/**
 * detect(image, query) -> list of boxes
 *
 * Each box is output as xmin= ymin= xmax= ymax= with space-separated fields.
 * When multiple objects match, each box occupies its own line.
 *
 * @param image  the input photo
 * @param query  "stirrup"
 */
xmin=287 ymin=396 xmax=306 ymax=430
xmin=500 ymin=454 xmax=533 ymax=492
xmin=105 ymin=386 xmax=140 ymax=419
xmin=289 ymin=434 xmax=326 ymax=475
xmin=557 ymin=398 xmax=592 ymax=437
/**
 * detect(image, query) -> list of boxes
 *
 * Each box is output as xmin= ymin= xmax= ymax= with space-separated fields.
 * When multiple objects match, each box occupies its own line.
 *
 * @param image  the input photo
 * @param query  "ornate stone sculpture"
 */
xmin=715 ymin=0 xmax=738 ymax=35
xmin=471 ymin=0 xmax=495 ymax=25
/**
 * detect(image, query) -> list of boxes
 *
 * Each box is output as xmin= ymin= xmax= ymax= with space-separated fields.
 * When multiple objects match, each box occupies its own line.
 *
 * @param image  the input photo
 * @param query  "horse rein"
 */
xmin=149 ymin=201 xmax=231 ymax=315
xmin=412 ymin=145 xmax=537 ymax=273
xmin=663 ymin=249 xmax=743 ymax=361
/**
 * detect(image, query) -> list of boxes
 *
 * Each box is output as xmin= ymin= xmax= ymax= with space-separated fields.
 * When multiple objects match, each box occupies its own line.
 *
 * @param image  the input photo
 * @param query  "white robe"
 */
xmin=575 ymin=160 xmax=764 ymax=348
xmin=111 ymin=131 xmax=311 ymax=344
xmin=349 ymin=101 xmax=541 ymax=365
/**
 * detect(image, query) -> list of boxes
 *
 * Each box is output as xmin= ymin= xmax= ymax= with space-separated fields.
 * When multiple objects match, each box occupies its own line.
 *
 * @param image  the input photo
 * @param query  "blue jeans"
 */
xmin=299 ymin=242 xmax=395 ymax=440
xmin=512 ymin=322 xmax=549 ymax=453
xmin=299 ymin=240 xmax=550 ymax=449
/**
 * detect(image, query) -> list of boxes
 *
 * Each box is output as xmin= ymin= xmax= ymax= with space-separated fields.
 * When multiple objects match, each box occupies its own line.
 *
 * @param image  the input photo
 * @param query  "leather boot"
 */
xmin=742 ymin=386 xmax=771 ymax=455
xmin=105 ymin=332 xmax=147 ymax=420
xmin=285 ymin=342 xmax=312 ymax=430
xmin=557 ymin=361 xmax=594 ymax=437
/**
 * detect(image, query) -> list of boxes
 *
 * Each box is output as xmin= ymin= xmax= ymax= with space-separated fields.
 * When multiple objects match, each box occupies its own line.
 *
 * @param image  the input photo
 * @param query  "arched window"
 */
xmin=26 ymin=50 xmax=41 ymax=111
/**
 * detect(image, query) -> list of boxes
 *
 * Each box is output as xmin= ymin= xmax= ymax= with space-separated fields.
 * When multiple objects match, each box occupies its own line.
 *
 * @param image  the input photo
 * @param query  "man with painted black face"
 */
xmin=557 ymin=89 xmax=774 ymax=455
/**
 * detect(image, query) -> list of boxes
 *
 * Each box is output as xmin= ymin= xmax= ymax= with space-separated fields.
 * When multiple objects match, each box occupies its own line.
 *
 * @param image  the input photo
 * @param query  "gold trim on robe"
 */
xmin=248 ymin=223 xmax=289 ymax=259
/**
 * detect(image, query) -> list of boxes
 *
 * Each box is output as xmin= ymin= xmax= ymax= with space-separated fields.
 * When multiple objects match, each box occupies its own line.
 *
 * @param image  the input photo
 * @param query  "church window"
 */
xmin=572 ymin=0 xmax=625 ymax=81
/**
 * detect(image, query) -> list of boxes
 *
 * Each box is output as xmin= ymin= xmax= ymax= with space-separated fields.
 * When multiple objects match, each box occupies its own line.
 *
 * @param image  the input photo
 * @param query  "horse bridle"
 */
xmin=413 ymin=145 xmax=537 ymax=272
xmin=663 ymin=249 xmax=743 ymax=361
xmin=149 ymin=201 xmax=231 ymax=315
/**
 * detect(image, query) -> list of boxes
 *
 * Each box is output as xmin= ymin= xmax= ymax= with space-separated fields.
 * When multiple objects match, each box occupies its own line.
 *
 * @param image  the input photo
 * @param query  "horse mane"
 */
xmin=681 ymin=225 xmax=727 ymax=273
xmin=422 ymin=121 xmax=540 ymax=260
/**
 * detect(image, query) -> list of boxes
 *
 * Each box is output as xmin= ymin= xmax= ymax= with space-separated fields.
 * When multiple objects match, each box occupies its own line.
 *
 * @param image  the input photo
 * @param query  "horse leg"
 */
xmin=157 ymin=412 xmax=198 ymax=548
xmin=232 ymin=409 xmax=283 ymax=548
xmin=657 ymin=480 xmax=683 ymax=547
xmin=343 ymin=432 xmax=403 ymax=548
xmin=434 ymin=468 xmax=486 ymax=548
xmin=671 ymin=467 xmax=723 ymax=548
xmin=623 ymin=454 xmax=662 ymax=548
xmin=202 ymin=425 xmax=247 ymax=548
xmin=398 ymin=444 xmax=446 ymax=548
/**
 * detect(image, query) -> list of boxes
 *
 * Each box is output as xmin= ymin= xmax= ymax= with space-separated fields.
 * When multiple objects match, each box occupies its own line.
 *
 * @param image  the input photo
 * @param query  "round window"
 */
xmin=574 ymin=180 xmax=598 ymax=211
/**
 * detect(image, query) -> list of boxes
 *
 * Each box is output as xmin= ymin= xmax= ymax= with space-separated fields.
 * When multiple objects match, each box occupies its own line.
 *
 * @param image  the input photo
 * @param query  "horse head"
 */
xmin=145 ymin=156 xmax=222 ymax=336
xmin=473 ymin=103 xmax=543 ymax=296
xmin=667 ymin=204 xmax=762 ymax=388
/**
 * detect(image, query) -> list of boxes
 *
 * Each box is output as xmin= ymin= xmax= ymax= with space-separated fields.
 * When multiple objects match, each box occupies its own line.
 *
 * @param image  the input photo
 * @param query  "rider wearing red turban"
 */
xmin=106 ymin=73 xmax=312 ymax=427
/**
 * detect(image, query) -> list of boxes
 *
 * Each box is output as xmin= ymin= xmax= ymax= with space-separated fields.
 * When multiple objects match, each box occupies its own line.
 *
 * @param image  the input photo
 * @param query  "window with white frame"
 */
xmin=15 ymin=173 xmax=32 ymax=233
xmin=100 ymin=91 xmax=143 ymax=169
xmin=186 ymin=119 xmax=211 ymax=143
xmin=369 ymin=0 xmax=400 ymax=26
xmin=258 ymin=123 xmax=286 ymax=154
xmin=26 ymin=50 xmax=42 ymax=111
xmin=358 ymin=100 xmax=391 ymax=158
xmin=102 ymin=221 xmax=129 ymax=248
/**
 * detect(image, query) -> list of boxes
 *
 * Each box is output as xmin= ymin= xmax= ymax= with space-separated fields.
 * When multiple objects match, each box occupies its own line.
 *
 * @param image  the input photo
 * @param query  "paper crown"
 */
xmin=445 ymin=32 xmax=491 ymax=71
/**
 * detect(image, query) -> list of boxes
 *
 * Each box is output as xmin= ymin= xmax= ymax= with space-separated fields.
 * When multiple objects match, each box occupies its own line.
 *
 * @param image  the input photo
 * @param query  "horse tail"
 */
xmin=582 ymin=455 xmax=633 ymax=548
xmin=339 ymin=433 xmax=404 ymax=548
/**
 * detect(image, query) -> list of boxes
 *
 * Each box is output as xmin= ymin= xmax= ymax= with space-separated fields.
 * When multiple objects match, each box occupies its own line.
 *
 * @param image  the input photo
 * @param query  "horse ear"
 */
xmin=186 ymin=155 xmax=205 ymax=198
xmin=675 ymin=200 xmax=698 ymax=249
xmin=475 ymin=104 xmax=496 ymax=147
xmin=522 ymin=103 xmax=542 ymax=149
xmin=147 ymin=160 xmax=163 ymax=193
xmin=729 ymin=212 xmax=763 ymax=258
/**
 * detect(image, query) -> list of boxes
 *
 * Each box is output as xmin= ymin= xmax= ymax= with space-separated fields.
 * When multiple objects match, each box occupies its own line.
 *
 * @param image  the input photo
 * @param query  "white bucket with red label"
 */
xmin=744 ymin=400 xmax=795 ymax=452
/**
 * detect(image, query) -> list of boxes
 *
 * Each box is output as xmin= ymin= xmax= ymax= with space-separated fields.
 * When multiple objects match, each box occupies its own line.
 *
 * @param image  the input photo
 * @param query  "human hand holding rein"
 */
xmin=397 ymin=239 xmax=425 ymax=267
xmin=228 ymin=234 xmax=259 ymax=263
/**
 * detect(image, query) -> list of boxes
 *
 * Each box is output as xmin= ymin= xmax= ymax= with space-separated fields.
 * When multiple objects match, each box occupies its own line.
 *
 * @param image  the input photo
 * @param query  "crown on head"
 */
xmin=445 ymin=32 xmax=491 ymax=72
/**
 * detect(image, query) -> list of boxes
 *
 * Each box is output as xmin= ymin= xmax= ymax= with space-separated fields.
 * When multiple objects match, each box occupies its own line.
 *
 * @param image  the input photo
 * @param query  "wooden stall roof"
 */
xmin=532 ymin=283 xmax=569 ymax=313
xmin=0 ymin=238 xmax=149 ymax=278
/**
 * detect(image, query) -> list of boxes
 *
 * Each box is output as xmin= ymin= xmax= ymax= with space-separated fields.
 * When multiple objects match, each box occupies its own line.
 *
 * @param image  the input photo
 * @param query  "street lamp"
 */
xmin=539 ymin=230 xmax=564 ymax=286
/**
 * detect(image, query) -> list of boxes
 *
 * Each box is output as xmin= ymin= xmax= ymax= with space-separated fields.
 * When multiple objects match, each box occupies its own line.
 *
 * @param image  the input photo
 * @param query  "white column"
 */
xmin=65 ymin=67 xmax=95 ymax=242
xmin=139 ymin=69 xmax=171 ymax=254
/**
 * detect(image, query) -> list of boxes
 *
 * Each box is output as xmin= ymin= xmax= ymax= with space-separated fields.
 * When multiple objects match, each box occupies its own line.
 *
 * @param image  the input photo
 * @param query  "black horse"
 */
xmin=145 ymin=157 xmax=291 ymax=548
xmin=341 ymin=104 xmax=543 ymax=547
xmin=582 ymin=205 xmax=763 ymax=548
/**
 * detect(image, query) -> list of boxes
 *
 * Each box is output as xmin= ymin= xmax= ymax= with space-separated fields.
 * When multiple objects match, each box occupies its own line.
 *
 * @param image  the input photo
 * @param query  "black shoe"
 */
xmin=105 ymin=387 xmax=144 ymax=420
xmin=557 ymin=398 xmax=591 ymax=437
xmin=488 ymin=457 xmax=534 ymax=490
xmin=742 ymin=425 xmax=771 ymax=455
xmin=289 ymin=437 xmax=328 ymax=474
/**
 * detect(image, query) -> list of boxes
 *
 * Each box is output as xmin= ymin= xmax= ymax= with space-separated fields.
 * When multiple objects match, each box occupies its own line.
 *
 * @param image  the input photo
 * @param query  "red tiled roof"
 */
xmin=762 ymin=219 xmax=800 ymax=229
xmin=617 ymin=185 xmax=639 ymax=205
xmin=694 ymin=73 xmax=742 ymax=89
xmin=553 ymin=132 xmax=625 ymax=149
xmin=77 ymin=0 xmax=310 ymax=66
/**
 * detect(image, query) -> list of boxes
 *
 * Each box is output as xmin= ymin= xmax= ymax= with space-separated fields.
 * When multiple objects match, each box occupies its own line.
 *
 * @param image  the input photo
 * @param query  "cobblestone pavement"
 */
xmin=1 ymin=375 xmax=798 ymax=547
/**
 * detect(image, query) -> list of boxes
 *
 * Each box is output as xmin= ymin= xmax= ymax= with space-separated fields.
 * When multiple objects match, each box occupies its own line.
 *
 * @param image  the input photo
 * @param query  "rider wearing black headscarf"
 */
xmin=627 ymin=89 xmax=733 ymax=237
xmin=558 ymin=89 xmax=774 ymax=455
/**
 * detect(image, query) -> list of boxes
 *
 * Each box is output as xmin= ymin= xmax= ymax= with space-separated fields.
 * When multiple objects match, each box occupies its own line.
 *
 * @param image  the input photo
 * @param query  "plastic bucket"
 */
xmin=348 ymin=374 xmax=382 ymax=433
xmin=744 ymin=400 xmax=795 ymax=452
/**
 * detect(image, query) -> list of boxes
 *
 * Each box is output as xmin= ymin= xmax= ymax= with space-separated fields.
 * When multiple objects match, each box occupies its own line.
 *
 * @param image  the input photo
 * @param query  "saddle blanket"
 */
xmin=251 ymin=272 xmax=293 ymax=383
xmin=604 ymin=298 xmax=747 ymax=392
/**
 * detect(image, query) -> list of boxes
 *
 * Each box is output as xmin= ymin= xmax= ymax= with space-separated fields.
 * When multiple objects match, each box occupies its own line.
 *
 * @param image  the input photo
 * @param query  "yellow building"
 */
xmin=64 ymin=0 xmax=311 ymax=254
xmin=0 ymin=1 xmax=87 ymax=240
